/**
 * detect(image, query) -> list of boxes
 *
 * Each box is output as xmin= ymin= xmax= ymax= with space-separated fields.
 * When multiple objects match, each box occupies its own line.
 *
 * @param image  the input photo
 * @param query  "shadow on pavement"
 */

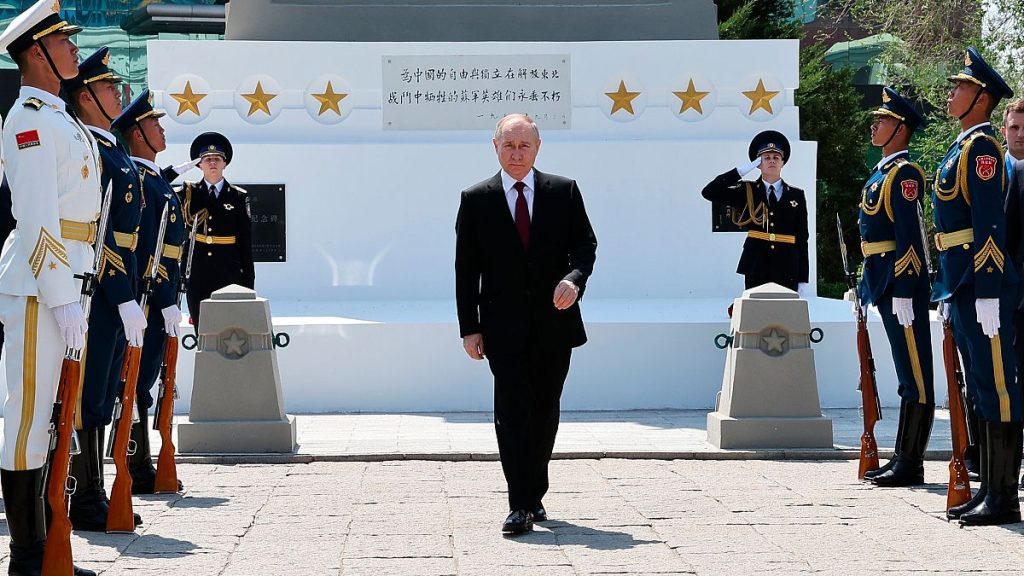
xmin=542 ymin=520 xmax=661 ymax=549
xmin=169 ymin=496 xmax=229 ymax=509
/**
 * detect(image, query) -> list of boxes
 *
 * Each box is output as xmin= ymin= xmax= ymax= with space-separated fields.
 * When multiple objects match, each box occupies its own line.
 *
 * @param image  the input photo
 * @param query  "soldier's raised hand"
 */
xmin=735 ymin=156 xmax=763 ymax=177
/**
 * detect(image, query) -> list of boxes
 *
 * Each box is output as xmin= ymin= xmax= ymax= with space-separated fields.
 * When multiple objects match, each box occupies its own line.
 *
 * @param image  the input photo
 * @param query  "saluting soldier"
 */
xmin=700 ymin=130 xmax=810 ymax=296
xmin=179 ymin=132 xmax=254 ymax=328
xmin=935 ymin=48 xmax=1021 ymax=526
xmin=0 ymin=1 xmax=98 ymax=573
xmin=64 ymin=46 xmax=145 ymax=532
xmin=113 ymin=90 xmax=186 ymax=493
xmin=856 ymin=87 xmax=934 ymax=487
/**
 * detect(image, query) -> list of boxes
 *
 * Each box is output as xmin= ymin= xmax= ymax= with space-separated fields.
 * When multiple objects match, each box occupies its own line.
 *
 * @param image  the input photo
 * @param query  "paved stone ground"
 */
xmin=4 ymin=459 xmax=1024 ymax=575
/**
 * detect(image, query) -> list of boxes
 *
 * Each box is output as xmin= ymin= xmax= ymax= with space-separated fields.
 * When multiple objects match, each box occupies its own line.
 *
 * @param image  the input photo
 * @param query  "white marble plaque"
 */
xmin=382 ymin=54 xmax=571 ymax=130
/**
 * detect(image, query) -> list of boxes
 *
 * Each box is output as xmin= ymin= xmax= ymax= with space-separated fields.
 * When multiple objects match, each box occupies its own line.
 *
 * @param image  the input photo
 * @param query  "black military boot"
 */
xmin=959 ymin=422 xmax=1023 ymax=526
xmin=68 ymin=427 xmax=109 ymax=532
xmin=864 ymin=401 xmax=909 ymax=481
xmin=1 ymin=467 xmax=98 ymax=576
xmin=96 ymin=424 xmax=144 ymax=526
xmin=871 ymin=401 xmax=933 ymax=487
xmin=129 ymin=412 xmax=157 ymax=494
xmin=964 ymin=402 xmax=981 ymax=481
xmin=947 ymin=426 xmax=987 ymax=520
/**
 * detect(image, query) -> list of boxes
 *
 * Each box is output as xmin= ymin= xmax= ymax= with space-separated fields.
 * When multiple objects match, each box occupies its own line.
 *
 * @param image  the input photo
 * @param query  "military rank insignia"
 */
xmin=15 ymin=130 xmax=40 ymax=150
xmin=976 ymin=155 xmax=997 ymax=181
xmin=901 ymin=180 xmax=918 ymax=201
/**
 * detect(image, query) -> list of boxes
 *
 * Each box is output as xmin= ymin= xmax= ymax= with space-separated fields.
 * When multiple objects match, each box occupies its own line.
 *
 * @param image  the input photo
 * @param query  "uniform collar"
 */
xmin=87 ymin=125 xmax=117 ymax=144
xmin=955 ymin=121 xmax=991 ymax=144
xmin=20 ymin=86 xmax=66 ymax=112
xmin=131 ymin=156 xmax=160 ymax=174
xmin=874 ymin=150 xmax=909 ymax=172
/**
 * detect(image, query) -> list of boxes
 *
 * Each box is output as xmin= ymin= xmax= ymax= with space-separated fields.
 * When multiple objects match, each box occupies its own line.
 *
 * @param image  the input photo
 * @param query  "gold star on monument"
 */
xmin=673 ymin=79 xmax=710 ymax=114
xmin=169 ymin=81 xmax=207 ymax=117
xmin=742 ymin=79 xmax=780 ymax=115
xmin=311 ymin=81 xmax=347 ymax=116
xmin=241 ymin=82 xmax=278 ymax=117
xmin=605 ymin=80 xmax=641 ymax=115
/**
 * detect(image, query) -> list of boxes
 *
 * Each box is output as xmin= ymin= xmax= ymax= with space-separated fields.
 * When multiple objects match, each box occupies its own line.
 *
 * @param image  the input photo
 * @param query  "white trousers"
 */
xmin=0 ymin=295 xmax=63 ymax=471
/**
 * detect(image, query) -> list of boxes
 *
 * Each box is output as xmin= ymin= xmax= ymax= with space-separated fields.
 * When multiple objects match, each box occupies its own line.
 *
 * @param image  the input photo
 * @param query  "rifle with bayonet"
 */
xmin=107 ymin=203 xmax=169 ymax=532
xmin=837 ymin=213 xmax=882 ymax=478
xmin=42 ymin=182 xmax=113 ymax=573
xmin=152 ymin=218 xmax=196 ymax=493
xmin=921 ymin=203 xmax=972 ymax=509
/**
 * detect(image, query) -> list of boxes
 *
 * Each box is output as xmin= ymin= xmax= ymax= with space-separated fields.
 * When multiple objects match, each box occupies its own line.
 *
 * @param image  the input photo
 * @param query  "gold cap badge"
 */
xmin=101 ymin=51 xmax=110 ymax=66
xmin=881 ymin=89 xmax=890 ymax=103
xmin=51 ymin=0 xmax=60 ymax=13
xmin=965 ymin=51 xmax=972 ymax=66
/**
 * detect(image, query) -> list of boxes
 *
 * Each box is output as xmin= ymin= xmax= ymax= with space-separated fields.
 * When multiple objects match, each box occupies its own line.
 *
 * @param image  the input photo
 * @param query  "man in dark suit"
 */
xmin=455 ymin=113 xmax=597 ymax=535
xmin=179 ymin=132 xmax=255 ymax=329
xmin=700 ymin=130 xmax=809 ymax=295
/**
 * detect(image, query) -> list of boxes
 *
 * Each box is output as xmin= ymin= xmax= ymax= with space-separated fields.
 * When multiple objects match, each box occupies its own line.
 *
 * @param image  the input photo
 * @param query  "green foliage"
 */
xmin=797 ymin=43 xmax=871 ymax=283
xmin=719 ymin=0 xmax=802 ymax=40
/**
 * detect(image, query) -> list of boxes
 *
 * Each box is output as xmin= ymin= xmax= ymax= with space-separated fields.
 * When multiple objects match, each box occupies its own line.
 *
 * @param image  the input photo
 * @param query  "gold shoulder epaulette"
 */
xmin=96 ymin=138 xmax=113 ymax=148
xmin=232 ymin=185 xmax=247 ymax=195
xmin=23 ymin=97 xmax=44 ymax=110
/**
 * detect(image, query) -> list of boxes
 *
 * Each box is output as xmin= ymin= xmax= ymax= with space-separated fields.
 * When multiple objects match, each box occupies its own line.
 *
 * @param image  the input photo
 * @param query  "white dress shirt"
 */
xmin=501 ymin=169 xmax=535 ymax=221
xmin=763 ymin=179 xmax=782 ymax=202
xmin=204 ymin=179 xmax=224 ymax=198
xmin=874 ymin=149 xmax=909 ymax=173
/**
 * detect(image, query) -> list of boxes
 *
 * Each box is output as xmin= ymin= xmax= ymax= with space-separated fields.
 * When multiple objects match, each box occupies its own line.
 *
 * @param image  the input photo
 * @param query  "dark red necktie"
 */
xmin=513 ymin=181 xmax=530 ymax=249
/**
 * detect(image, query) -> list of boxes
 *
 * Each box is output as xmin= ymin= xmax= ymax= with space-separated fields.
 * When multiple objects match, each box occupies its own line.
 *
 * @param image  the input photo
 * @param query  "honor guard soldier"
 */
xmin=179 ymin=132 xmax=254 ymax=328
xmin=856 ymin=87 xmax=934 ymax=487
xmin=64 ymin=46 xmax=145 ymax=532
xmin=113 ymin=90 xmax=185 ymax=493
xmin=0 ymin=1 xmax=98 ymax=573
xmin=701 ymin=130 xmax=810 ymax=295
xmin=935 ymin=47 xmax=1022 ymax=526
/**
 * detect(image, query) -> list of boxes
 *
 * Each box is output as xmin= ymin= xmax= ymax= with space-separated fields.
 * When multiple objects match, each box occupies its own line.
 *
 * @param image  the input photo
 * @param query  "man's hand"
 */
xmin=53 ymin=302 xmax=88 ymax=351
xmin=736 ymin=156 xmax=763 ymax=177
xmin=976 ymin=298 xmax=1000 ymax=338
xmin=553 ymin=280 xmax=579 ymax=310
xmin=892 ymin=297 xmax=914 ymax=328
xmin=463 ymin=333 xmax=485 ymax=360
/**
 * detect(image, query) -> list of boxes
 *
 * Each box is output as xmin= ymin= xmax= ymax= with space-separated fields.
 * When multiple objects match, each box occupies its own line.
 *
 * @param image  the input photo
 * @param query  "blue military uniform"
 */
xmin=112 ymin=89 xmax=186 ymax=494
xmin=934 ymin=47 xmax=1021 ymax=527
xmin=64 ymin=47 xmax=145 ymax=532
xmin=857 ymin=87 xmax=934 ymax=487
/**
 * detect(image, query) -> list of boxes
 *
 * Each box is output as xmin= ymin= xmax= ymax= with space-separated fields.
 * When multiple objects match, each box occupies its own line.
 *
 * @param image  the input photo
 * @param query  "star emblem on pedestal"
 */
xmin=223 ymin=330 xmax=249 ymax=356
xmin=761 ymin=328 xmax=788 ymax=354
xmin=312 ymin=81 xmax=347 ymax=116
xmin=169 ymin=81 xmax=207 ymax=116
xmin=742 ymin=79 xmax=780 ymax=115
xmin=605 ymin=80 xmax=641 ymax=115
xmin=241 ymin=81 xmax=278 ymax=117
xmin=673 ymin=79 xmax=710 ymax=114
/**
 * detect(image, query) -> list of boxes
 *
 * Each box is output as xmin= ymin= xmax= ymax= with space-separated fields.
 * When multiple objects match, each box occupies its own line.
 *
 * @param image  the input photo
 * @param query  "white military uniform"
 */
xmin=0 ymin=86 xmax=100 ymax=471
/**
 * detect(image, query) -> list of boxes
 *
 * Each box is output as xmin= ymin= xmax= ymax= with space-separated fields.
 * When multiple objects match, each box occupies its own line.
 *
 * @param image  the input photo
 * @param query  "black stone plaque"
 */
xmin=241 ymin=184 xmax=286 ymax=262
xmin=711 ymin=201 xmax=744 ymax=233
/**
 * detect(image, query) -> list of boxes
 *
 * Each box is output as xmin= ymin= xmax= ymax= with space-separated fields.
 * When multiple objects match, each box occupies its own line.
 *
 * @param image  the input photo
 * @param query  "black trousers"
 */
xmin=487 ymin=344 xmax=572 ymax=512
xmin=744 ymin=273 xmax=797 ymax=292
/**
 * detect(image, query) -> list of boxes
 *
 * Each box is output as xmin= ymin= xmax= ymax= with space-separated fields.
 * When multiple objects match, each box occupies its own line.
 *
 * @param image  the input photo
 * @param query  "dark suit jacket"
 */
xmin=701 ymin=168 xmax=809 ymax=286
xmin=180 ymin=179 xmax=256 ymax=290
xmin=455 ymin=169 xmax=597 ymax=356
xmin=1004 ymin=160 xmax=1024 ymax=307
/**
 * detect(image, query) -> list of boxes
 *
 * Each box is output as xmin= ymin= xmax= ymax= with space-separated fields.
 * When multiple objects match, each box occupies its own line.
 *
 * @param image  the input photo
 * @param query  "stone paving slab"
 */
xmin=3 ymin=459 xmax=1023 ymax=575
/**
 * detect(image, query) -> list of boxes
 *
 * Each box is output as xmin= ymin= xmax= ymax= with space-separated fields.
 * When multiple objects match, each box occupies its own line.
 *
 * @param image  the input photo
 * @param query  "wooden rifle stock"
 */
xmin=153 ymin=335 xmax=180 ymax=493
xmin=855 ymin=308 xmax=882 ymax=478
xmin=942 ymin=320 xmax=972 ymax=509
xmin=107 ymin=345 xmax=141 ymax=533
xmin=41 ymin=358 xmax=81 ymax=574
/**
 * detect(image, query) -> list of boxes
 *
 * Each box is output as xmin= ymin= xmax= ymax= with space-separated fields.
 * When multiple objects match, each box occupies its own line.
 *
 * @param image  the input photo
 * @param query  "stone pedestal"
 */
xmin=707 ymin=283 xmax=832 ymax=449
xmin=179 ymin=285 xmax=297 ymax=453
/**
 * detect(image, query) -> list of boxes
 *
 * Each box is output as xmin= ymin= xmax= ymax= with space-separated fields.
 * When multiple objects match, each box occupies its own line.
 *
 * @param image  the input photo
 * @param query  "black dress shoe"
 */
xmin=531 ymin=504 xmax=547 ymax=522
xmin=501 ymin=509 xmax=533 ymax=534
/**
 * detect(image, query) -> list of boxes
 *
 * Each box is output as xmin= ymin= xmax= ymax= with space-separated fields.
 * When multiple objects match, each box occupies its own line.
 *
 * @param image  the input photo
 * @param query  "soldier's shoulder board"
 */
xmin=232 ymin=184 xmax=248 ymax=195
xmin=22 ymin=97 xmax=44 ymax=110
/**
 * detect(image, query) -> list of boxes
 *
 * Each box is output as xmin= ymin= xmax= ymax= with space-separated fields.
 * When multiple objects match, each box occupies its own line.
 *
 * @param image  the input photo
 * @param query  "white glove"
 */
xmin=117 ymin=301 xmax=147 ymax=347
xmin=736 ymin=156 xmax=763 ymax=177
xmin=938 ymin=302 xmax=951 ymax=321
xmin=797 ymin=283 xmax=808 ymax=298
xmin=976 ymin=298 xmax=1000 ymax=338
xmin=892 ymin=297 xmax=914 ymax=327
xmin=171 ymin=158 xmax=200 ymax=176
xmin=52 ymin=302 xmax=88 ymax=351
xmin=161 ymin=305 xmax=182 ymax=338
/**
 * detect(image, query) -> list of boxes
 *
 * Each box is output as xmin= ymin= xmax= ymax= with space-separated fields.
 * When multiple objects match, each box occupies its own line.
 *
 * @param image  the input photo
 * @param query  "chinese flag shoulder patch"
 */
xmin=975 ymin=154 xmax=997 ymax=181
xmin=15 ymin=130 xmax=40 ymax=150
xmin=900 ymin=179 xmax=918 ymax=201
